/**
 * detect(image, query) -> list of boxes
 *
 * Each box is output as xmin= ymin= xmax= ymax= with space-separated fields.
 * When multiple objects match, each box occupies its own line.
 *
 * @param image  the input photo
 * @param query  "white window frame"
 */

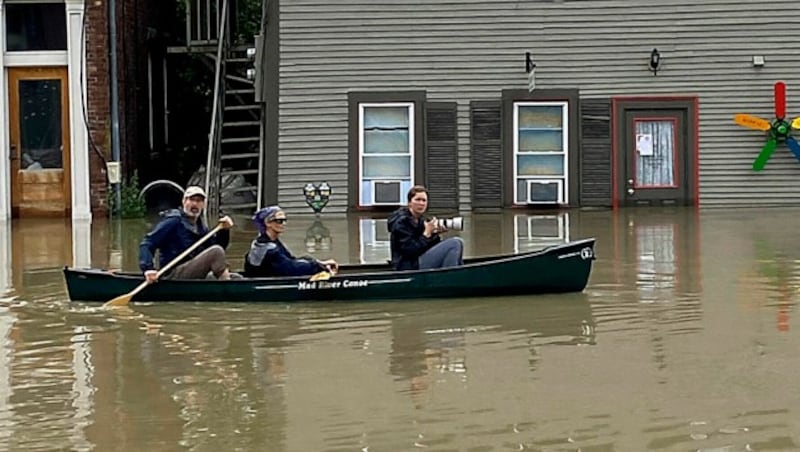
xmin=512 ymin=101 xmax=569 ymax=205
xmin=358 ymin=102 xmax=414 ymax=207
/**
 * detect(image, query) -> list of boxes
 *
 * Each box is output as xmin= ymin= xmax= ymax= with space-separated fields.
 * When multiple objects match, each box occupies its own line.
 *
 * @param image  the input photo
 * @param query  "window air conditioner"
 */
xmin=372 ymin=180 xmax=402 ymax=205
xmin=527 ymin=179 xmax=563 ymax=204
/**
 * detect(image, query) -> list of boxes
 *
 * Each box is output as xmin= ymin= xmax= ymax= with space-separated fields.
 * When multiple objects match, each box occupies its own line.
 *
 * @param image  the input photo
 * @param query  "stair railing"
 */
xmin=203 ymin=0 xmax=229 ymax=219
xmin=185 ymin=0 xmax=222 ymax=46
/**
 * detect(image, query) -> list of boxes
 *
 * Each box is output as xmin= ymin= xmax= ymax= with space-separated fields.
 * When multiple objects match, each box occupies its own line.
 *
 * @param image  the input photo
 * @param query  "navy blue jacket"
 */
xmin=387 ymin=207 xmax=440 ymax=271
xmin=139 ymin=209 xmax=230 ymax=272
xmin=243 ymin=235 xmax=324 ymax=277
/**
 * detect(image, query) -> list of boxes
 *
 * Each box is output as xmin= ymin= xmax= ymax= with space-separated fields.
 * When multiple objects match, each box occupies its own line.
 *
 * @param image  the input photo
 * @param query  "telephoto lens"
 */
xmin=434 ymin=216 xmax=464 ymax=231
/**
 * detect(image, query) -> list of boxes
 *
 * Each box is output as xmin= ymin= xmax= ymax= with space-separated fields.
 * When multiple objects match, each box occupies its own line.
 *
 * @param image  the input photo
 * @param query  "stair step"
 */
xmin=223 ymin=121 xmax=260 ymax=127
xmin=225 ymin=74 xmax=253 ymax=85
xmin=226 ymin=57 xmax=251 ymax=63
xmin=221 ymin=185 xmax=257 ymax=194
xmin=227 ymin=89 xmax=254 ymax=95
xmin=220 ymin=201 xmax=258 ymax=210
xmin=221 ymin=152 xmax=259 ymax=160
xmin=225 ymin=105 xmax=259 ymax=111
xmin=221 ymin=136 xmax=259 ymax=144
xmin=221 ymin=169 xmax=259 ymax=176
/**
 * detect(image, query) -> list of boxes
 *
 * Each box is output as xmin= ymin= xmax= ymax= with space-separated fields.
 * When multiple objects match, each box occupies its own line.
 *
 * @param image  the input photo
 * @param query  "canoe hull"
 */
xmin=63 ymin=238 xmax=596 ymax=303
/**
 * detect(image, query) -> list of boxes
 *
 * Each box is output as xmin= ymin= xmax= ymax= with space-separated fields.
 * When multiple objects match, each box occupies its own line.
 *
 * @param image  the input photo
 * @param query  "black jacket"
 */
xmin=139 ymin=209 xmax=230 ymax=272
xmin=243 ymin=234 xmax=324 ymax=277
xmin=387 ymin=207 xmax=440 ymax=271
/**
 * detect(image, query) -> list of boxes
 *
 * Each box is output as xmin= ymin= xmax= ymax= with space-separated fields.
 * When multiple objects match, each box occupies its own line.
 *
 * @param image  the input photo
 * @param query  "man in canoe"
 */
xmin=139 ymin=186 xmax=235 ymax=282
xmin=387 ymin=185 xmax=463 ymax=271
xmin=243 ymin=206 xmax=339 ymax=277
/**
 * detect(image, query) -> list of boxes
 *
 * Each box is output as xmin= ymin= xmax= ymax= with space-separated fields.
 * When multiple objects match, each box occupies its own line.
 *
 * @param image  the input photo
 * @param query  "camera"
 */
xmin=432 ymin=216 xmax=464 ymax=231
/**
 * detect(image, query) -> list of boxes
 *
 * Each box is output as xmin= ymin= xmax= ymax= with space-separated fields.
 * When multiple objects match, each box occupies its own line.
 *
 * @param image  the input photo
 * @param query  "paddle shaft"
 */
xmin=104 ymin=223 xmax=225 ymax=307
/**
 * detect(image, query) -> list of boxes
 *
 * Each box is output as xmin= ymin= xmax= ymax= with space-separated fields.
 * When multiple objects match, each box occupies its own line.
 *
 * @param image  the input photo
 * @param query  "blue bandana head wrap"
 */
xmin=252 ymin=206 xmax=282 ymax=235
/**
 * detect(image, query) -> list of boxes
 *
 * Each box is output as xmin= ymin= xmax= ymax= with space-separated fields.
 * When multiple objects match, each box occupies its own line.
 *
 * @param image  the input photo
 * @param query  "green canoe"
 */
xmin=63 ymin=238 xmax=596 ymax=303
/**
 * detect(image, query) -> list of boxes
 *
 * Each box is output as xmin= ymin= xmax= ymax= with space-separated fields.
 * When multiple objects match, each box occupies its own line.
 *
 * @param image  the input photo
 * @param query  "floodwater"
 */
xmin=1 ymin=207 xmax=799 ymax=451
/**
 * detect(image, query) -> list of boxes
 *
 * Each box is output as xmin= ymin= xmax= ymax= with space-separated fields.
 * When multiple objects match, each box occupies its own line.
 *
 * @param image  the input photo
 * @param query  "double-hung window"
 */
xmin=358 ymin=103 xmax=414 ymax=206
xmin=513 ymin=101 xmax=569 ymax=205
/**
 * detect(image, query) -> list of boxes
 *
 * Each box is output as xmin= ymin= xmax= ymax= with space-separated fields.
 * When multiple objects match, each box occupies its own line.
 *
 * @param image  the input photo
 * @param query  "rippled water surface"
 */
xmin=1 ymin=208 xmax=800 ymax=451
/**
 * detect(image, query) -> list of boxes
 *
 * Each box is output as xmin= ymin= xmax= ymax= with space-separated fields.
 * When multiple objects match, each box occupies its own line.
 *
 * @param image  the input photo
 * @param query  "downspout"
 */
xmin=109 ymin=0 xmax=121 ymax=212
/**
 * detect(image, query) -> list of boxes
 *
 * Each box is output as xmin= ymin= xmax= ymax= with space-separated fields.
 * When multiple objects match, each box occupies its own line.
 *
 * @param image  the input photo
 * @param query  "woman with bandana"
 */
xmin=243 ymin=206 xmax=339 ymax=277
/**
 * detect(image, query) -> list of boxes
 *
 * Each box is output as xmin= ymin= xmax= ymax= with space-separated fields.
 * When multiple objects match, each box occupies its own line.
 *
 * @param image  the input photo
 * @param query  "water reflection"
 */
xmin=3 ymin=209 xmax=800 ymax=450
xmin=513 ymin=212 xmax=571 ymax=253
xmin=388 ymin=295 xmax=594 ymax=409
xmin=304 ymin=217 xmax=332 ymax=254
xmin=0 ymin=222 xmax=10 ymax=297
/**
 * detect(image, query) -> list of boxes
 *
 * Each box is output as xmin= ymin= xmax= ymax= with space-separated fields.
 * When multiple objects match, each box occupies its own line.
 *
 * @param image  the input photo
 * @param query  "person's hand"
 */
xmin=319 ymin=259 xmax=339 ymax=275
xmin=423 ymin=218 xmax=438 ymax=237
xmin=218 ymin=215 xmax=234 ymax=229
xmin=144 ymin=270 xmax=159 ymax=283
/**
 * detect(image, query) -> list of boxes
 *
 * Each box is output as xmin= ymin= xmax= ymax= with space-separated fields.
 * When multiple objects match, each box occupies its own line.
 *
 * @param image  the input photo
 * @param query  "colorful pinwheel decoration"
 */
xmin=734 ymin=81 xmax=800 ymax=171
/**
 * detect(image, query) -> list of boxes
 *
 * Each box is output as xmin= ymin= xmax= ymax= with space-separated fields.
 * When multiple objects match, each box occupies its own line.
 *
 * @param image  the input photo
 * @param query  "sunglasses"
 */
xmin=271 ymin=218 xmax=288 ymax=224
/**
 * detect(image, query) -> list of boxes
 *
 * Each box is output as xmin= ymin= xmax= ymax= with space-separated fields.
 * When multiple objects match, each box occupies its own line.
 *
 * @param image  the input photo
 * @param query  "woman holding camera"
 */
xmin=387 ymin=185 xmax=464 ymax=271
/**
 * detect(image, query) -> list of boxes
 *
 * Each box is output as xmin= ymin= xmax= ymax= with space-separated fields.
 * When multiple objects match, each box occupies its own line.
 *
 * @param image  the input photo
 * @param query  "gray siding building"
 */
xmin=256 ymin=0 xmax=800 ymax=214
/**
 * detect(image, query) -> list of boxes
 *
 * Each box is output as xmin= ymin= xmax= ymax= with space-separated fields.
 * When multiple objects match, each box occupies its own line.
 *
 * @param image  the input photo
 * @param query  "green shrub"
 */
xmin=109 ymin=172 xmax=146 ymax=218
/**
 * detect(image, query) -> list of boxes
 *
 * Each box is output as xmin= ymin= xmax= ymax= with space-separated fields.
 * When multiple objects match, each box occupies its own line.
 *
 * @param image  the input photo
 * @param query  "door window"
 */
xmin=19 ymin=79 xmax=63 ymax=170
xmin=634 ymin=119 xmax=676 ymax=188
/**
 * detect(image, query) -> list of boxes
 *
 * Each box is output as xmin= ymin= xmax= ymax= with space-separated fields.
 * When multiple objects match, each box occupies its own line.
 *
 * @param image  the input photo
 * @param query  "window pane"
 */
xmin=364 ymin=107 xmax=409 ymax=128
xmin=519 ymin=105 xmax=562 ymax=128
xmin=364 ymin=130 xmax=409 ymax=154
xmin=19 ymin=79 xmax=63 ymax=169
xmin=519 ymin=129 xmax=563 ymax=152
xmin=517 ymin=154 xmax=564 ymax=176
xmin=363 ymin=156 xmax=410 ymax=178
xmin=6 ymin=4 xmax=67 ymax=51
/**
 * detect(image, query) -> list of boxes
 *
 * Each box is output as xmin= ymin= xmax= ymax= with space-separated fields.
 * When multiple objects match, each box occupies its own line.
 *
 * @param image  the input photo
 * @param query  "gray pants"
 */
xmin=419 ymin=237 xmax=464 ymax=270
xmin=167 ymin=245 xmax=228 ymax=279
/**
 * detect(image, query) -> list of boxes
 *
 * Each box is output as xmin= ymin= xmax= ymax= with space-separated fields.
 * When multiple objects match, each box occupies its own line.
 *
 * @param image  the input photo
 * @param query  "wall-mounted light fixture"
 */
xmin=752 ymin=55 xmax=765 ymax=67
xmin=525 ymin=52 xmax=537 ymax=92
xmin=648 ymin=48 xmax=661 ymax=76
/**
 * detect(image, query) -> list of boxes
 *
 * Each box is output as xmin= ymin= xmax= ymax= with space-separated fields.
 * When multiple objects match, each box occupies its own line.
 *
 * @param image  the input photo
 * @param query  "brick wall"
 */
xmin=84 ymin=0 xmax=110 ymax=217
xmin=83 ymin=0 xmax=171 ymax=217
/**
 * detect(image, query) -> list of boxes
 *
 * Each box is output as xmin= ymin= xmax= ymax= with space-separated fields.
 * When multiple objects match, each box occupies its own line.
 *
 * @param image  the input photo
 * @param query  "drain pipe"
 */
xmin=109 ymin=0 xmax=122 ymax=213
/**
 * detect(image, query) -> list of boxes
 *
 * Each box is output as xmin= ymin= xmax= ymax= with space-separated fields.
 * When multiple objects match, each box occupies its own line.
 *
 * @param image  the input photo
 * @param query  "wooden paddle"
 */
xmin=309 ymin=260 xmax=338 ymax=281
xmin=103 ymin=223 xmax=225 ymax=308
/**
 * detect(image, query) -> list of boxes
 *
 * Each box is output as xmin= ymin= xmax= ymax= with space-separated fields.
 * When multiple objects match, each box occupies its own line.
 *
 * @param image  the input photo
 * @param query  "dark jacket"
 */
xmin=138 ymin=209 xmax=230 ymax=272
xmin=387 ymin=207 xmax=440 ymax=271
xmin=243 ymin=234 xmax=324 ymax=277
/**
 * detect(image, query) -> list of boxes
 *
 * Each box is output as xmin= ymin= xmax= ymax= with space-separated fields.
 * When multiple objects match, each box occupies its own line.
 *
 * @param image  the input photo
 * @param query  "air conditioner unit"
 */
xmin=527 ymin=179 xmax=563 ymax=204
xmin=372 ymin=180 xmax=402 ymax=205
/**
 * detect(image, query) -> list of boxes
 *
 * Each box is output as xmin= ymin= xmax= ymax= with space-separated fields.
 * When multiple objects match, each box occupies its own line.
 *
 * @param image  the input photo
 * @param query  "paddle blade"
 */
xmin=103 ymin=280 xmax=149 ymax=308
xmin=775 ymin=81 xmax=787 ymax=119
xmin=734 ymin=113 xmax=771 ymax=131
xmin=752 ymin=138 xmax=778 ymax=171
xmin=309 ymin=271 xmax=332 ymax=282
xmin=792 ymin=117 xmax=800 ymax=129
xmin=787 ymin=136 xmax=800 ymax=162
xmin=104 ymin=293 xmax=134 ymax=308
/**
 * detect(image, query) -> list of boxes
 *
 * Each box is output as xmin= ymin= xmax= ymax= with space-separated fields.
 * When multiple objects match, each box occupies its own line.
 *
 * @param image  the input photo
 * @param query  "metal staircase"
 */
xmin=185 ymin=0 xmax=263 ymax=217
xmin=216 ymin=46 xmax=262 ymax=212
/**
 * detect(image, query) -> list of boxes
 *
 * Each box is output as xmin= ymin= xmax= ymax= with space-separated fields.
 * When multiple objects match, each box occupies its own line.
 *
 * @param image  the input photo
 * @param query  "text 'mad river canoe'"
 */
xmin=63 ymin=238 xmax=596 ymax=303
